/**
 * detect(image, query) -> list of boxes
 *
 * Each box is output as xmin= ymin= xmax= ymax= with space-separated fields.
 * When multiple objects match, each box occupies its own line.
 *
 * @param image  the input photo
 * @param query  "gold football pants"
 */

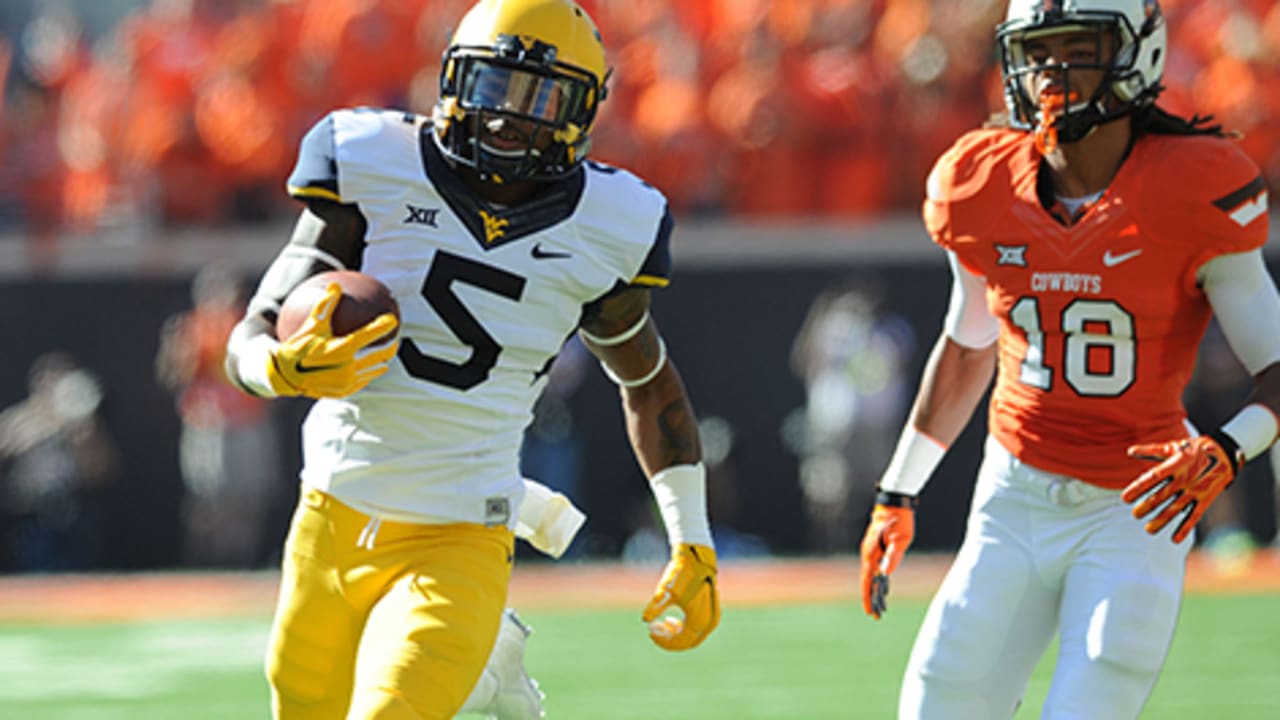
xmin=266 ymin=487 xmax=514 ymax=719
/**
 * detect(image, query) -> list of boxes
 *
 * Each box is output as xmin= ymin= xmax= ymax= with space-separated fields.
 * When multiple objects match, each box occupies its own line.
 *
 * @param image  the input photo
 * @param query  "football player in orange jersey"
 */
xmin=857 ymin=0 xmax=1280 ymax=718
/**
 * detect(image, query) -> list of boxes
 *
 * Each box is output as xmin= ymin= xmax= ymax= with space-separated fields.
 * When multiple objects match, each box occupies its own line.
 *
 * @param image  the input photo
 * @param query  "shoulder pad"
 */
xmin=286 ymin=109 xmax=424 ymax=205
xmin=579 ymin=162 xmax=673 ymax=288
xmin=286 ymin=113 xmax=343 ymax=203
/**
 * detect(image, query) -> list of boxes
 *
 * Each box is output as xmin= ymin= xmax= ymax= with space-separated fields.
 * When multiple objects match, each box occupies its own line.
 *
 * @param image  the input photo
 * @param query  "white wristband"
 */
xmin=235 ymin=333 xmax=283 ymax=398
xmin=877 ymin=426 xmax=948 ymax=496
xmin=1221 ymin=403 xmax=1280 ymax=461
xmin=649 ymin=463 xmax=714 ymax=548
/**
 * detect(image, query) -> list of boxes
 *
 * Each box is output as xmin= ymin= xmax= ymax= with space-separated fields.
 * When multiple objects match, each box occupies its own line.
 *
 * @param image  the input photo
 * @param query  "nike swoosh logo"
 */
xmin=1102 ymin=249 xmax=1142 ymax=267
xmin=1199 ymin=453 xmax=1219 ymax=480
xmin=531 ymin=242 xmax=572 ymax=260
xmin=295 ymin=360 xmax=341 ymax=374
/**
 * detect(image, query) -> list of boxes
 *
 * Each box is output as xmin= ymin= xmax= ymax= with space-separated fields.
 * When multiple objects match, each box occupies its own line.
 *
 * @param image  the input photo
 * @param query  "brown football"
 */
xmin=276 ymin=270 xmax=400 ymax=342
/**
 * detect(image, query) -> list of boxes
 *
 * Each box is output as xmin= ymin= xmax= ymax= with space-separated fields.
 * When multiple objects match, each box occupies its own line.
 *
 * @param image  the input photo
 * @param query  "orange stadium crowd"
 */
xmin=1 ymin=0 xmax=1279 ymax=246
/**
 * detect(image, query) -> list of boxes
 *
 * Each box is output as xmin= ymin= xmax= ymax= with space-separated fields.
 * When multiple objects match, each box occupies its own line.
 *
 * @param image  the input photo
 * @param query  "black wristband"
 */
xmin=1207 ymin=429 xmax=1246 ymax=475
xmin=875 ymin=490 xmax=919 ymax=509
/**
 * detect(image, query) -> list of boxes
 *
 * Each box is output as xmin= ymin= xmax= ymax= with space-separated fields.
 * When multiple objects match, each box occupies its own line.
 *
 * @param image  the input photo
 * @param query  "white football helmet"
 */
xmin=997 ymin=0 xmax=1167 ymax=143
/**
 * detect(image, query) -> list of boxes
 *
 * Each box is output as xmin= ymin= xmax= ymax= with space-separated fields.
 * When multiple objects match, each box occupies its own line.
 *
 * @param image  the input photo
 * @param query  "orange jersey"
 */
xmin=924 ymin=129 xmax=1269 ymax=488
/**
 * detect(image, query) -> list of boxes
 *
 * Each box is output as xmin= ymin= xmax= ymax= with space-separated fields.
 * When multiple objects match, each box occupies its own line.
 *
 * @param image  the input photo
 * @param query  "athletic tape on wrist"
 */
xmin=876 ymin=426 xmax=947 ymax=497
xmin=237 ymin=333 xmax=283 ymax=398
xmin=1220 ymin=403 xmax=1280 ymax=462
xmin=246 ymin=294 xmax=280 ymax=317
xmin=649 ymin=463 xmax=714 ymax=548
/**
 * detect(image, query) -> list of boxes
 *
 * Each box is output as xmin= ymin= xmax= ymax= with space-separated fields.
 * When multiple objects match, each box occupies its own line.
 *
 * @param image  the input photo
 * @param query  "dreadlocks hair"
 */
xmin=1131 ymin=98 xmax=1227 ymax=138
xmin=982 ymin=103 xmax=1228 ymax=138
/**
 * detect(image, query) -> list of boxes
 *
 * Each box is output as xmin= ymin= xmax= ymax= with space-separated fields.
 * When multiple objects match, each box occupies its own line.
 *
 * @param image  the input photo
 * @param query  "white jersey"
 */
xmin=284 ymin=108 xmax=673 ymax=526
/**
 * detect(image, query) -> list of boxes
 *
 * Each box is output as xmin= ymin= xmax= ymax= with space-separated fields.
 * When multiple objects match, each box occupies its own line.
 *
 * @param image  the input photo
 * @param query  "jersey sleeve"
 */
xmin=631 ymin=206 xmax=673 ymax=288
xmin=286 ymin=113 xmax=344 ymax=204
xmin=922 ymin=129 xmax=1017 ymax=277
xmin=922 ymin=145 xmax=959 ymax=251
xmin=1190 ymin=138 xmax=1268 ymax=254
xmin=576 ymin=161 xmax=675 ymax=291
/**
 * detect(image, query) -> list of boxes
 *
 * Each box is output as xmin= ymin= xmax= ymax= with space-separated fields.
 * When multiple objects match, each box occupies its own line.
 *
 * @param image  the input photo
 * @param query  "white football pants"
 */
xmin=899 ymin=436 xmax=1191 ymax=720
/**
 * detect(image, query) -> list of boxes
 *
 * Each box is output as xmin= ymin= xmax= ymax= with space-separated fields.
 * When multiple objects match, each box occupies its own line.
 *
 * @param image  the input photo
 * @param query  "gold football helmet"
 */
xmin=433 ymin=0 xmax=609 ymax=183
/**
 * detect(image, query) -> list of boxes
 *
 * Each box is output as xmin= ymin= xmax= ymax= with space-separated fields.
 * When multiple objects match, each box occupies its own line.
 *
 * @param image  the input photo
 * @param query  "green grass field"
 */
xmin=1 ymin=593 xmax=1277 ymax=719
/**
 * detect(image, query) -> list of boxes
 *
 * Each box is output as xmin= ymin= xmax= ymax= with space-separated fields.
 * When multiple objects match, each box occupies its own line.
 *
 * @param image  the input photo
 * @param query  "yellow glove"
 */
xmin=1123 ymin=433 xmax=1243 ymax=544
xmin=268 ymin=283 xmax=400 ymax=399
xmin=642 ymin=543 xmax=719 ymax=651
xmin=858 ymin=492 xmax=916 ymax=620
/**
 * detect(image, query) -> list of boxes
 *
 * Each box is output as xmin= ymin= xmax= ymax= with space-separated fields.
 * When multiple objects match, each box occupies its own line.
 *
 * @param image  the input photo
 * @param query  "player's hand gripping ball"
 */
xmin=268 ymin=270 xmax=400 ymax=399
xmin=276 ymin=270 xmax=400 ymax=341
xmin=642 ymin=544 xmax=719 ymax=651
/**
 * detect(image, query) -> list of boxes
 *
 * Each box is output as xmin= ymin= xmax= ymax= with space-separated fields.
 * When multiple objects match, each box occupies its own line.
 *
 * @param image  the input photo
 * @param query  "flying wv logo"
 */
xmin=1212 ymin=176 xmax=1268 ymax=228
xmin=479 ymin=209 xmax=510 ymax=244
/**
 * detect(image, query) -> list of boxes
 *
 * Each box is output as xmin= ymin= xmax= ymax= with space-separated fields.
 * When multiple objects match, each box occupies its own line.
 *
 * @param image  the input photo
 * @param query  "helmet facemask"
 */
xmin=435 ymin=34 xmax=603 ymax=183
xmin=997 ymin=1 xmax=1166 ymax=152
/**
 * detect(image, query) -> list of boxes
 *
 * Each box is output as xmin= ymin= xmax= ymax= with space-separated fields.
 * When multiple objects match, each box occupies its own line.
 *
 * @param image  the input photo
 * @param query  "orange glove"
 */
xmin=858 ymin=492 xmax=916 ymax=620
xmin=1122 ymin=432 xmax=1244 ymax=544
xmin=642 ymin=544 xmax=719 ymax=651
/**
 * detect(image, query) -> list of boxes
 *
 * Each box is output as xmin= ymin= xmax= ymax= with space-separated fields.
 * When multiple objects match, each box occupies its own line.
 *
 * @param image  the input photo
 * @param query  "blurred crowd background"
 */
xmin=4 ymin=0 xmax=1280 ymax=243
xmin=0 ymin=0 xmax=1277 ymax=574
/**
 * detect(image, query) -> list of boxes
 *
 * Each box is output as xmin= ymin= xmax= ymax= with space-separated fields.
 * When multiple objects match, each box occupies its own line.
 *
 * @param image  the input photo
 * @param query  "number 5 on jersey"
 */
xmin=400 ymin=251 xmax=526 ymax=390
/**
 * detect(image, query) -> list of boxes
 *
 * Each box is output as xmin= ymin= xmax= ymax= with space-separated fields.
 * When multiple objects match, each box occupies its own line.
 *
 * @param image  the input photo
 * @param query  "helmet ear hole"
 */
xmin=441 ymin=59 xmax=458 ymax=95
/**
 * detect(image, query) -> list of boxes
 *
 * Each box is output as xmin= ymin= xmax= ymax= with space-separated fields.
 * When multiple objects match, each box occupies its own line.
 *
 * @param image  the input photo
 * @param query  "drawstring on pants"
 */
xmin=357 ymin=517 xmax=383 ymax=550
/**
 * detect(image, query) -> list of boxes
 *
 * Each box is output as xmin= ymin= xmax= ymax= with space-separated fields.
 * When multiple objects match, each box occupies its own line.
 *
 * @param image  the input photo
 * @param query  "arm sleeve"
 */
xmin=942 ymin=250 xmax=999 ymax=349
xmin=1201 ymin=249 xmax=1280 ymax=375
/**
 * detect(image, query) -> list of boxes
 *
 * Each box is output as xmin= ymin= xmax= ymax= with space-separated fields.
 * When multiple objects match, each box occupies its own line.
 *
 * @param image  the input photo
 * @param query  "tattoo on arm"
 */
xmin=635 ymin=326 xmax=660 ymax=365
xmin=657 ymin=398 xmax=699 ymax=466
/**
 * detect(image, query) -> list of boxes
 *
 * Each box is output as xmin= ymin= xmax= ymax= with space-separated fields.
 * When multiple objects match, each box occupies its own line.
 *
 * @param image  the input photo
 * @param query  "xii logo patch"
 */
xmin=403 ymin=204 xmax=439 ymax=227
xmin=479 ymin=209 xmax=510 ymax=244
xmin=996 ymin=244 xmax=1028 ymax=267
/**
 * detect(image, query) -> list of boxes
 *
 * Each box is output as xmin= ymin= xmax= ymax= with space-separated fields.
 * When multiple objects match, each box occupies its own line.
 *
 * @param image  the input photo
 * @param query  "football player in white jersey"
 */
xmin=222 ymin=1 xmax=720 ymax=718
